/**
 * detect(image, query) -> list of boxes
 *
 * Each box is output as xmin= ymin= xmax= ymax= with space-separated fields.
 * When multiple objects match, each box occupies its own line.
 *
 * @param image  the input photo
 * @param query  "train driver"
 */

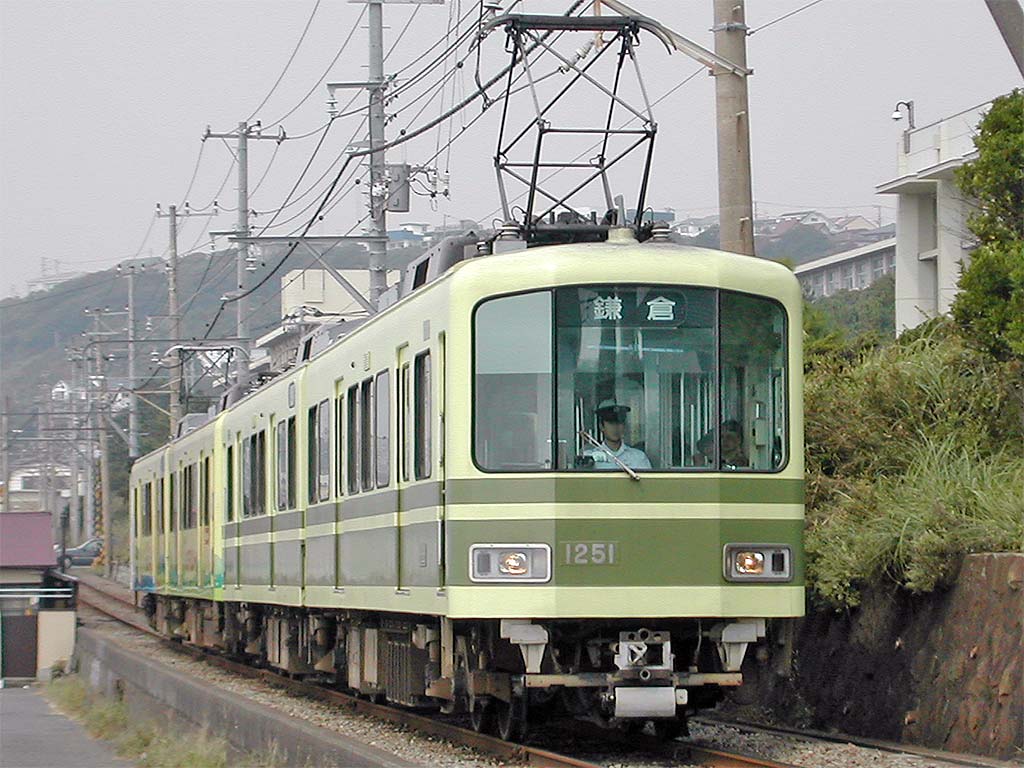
xmin=581 ymin=400 xmax=652 ymax=470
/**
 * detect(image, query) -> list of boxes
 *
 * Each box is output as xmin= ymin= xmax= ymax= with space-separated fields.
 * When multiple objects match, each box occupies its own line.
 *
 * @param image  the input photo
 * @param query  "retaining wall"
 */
xmin=746 ymin=552 xmax=1023 ymax=760
xmin=75 ymin=627 xmax=413 ymax=767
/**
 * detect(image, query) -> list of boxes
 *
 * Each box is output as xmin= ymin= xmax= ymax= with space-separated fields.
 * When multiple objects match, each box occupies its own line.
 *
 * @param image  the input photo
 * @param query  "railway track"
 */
xmin=73 ymin=575 xmax=798 ymax=768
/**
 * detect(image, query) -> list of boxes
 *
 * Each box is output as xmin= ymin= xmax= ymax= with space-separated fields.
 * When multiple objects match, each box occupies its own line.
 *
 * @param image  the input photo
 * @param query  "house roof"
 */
xmin=0 ymin=512 xmax=55 ymax=568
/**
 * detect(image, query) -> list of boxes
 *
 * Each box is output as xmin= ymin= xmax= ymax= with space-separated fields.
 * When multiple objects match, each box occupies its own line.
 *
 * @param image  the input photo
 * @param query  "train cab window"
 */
xmin=226 ymin=444 xmax=235 ymax=522
xmin=718 ymin=292 xmax=787 ymax=471
xmin=360 ymin=379 xmax=375 ymax=490
xmin=318 ymin=400 xmax=331 ymax=500
xmin=474 ymin=293 xmax=552 ymax=471
xmin=414 ymin=353 xmax=432 ymax=480
xmin=375 ymin=371 xmax=390 ymax=488
xmin=347 ymin=385 xmax=360 ymax=493
xmin=474 ymin=286 xmax=789 ymax=474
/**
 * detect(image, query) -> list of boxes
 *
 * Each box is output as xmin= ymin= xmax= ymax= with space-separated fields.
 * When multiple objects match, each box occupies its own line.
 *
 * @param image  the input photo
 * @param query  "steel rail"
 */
xmin=76 ymin=577 xmax=802 ymax=768
xmin=691 ymin=716 xmax=1019 ymax=768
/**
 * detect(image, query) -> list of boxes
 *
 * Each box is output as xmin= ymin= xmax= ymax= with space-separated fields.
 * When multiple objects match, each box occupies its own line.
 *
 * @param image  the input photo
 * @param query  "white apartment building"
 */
xmin=876 ymin=100 xmax=991 ymax=332
xmin=795 ymin=238 xmax=896 ymax=299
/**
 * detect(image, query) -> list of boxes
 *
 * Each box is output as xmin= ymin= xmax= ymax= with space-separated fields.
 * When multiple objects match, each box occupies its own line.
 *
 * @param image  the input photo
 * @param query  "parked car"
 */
xmin=54 ymin=537 xmax=103 ymax=568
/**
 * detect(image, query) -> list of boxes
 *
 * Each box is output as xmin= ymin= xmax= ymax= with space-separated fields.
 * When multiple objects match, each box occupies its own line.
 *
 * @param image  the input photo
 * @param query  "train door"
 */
xmin=169 ymin=468 xmax=179 ymax=586
xmin=396 ymin=347 xmax=410 ymax=590
xmin=156 ymin=474 xmax=165 ymax=587
xmin=437 ymin=333 xmax=446 ymax=588
xmin=200 ymin=454 xmax=212 ymax=587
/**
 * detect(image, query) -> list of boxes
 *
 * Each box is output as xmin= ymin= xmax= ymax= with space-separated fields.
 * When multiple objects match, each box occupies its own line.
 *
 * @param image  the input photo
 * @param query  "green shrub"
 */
xmin=807 ymin=439 xmax=1024 ymax=607
xmin=804 ymin=321 xmax=1024 ymax=607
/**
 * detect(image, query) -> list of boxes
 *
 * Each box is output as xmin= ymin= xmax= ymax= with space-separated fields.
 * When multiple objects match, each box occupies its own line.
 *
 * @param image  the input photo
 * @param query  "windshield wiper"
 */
xmin=578 ymin=430 xmax=640 ymax=482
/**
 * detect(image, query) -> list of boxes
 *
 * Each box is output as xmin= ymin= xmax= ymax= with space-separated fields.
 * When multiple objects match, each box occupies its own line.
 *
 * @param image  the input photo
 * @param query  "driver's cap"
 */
xmin=596 ymin=399 xmax=630 ymax=422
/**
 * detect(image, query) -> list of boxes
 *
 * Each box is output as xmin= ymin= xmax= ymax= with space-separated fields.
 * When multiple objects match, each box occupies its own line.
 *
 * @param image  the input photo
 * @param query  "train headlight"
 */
xmin=724 ymin=544 xmax=792 ymax=582
xmin=469 ymin=544 xmax=551 ymax=583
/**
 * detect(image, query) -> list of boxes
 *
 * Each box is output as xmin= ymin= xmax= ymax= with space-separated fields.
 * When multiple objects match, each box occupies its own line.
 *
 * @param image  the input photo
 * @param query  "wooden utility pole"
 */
xmin=713 ymin=0 xmax=755 ymax=256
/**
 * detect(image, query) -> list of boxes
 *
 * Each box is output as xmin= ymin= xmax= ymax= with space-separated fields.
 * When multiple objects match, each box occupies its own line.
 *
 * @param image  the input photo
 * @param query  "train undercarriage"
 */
xmin=146 ymin=594 xmax=765 ymax=740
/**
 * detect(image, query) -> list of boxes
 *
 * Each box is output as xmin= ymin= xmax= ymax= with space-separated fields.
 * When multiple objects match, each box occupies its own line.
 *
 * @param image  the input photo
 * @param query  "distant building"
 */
xmin=877 ymin=99 xmax=992 ymax=332
xmin=777 ymin=210 xmax=832 ymax=232
xmin=671 ymin=215 xmax=718 ymax=237
xmin=830 ymin=214 xmax=878 ymax=232
xmin=795 ymin=238 xmax=896 ymax=299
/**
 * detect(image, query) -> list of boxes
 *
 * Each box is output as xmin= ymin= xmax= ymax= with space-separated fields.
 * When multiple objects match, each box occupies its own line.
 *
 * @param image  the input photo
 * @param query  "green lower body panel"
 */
xmin=446 ymin=584 xmax=805 ymax=619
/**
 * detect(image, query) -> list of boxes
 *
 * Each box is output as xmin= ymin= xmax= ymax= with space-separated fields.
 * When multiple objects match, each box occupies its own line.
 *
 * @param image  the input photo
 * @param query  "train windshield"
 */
xmin=474 ymin=286 xmax=787 ymax=473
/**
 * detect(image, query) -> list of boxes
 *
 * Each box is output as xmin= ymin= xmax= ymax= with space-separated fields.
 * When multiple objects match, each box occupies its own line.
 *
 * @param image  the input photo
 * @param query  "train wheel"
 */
xmin=495 ymin=691 xmax=528 ymax=742
xmin=469 ymin=696 xmax=495 ymax=734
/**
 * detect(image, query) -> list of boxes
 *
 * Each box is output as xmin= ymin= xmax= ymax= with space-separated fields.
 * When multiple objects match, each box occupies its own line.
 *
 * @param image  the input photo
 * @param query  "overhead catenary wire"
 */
xmin=263 ymin=5 xmax=368 ymax=129
xmin=748 ymin=0 xmax=829 ymax=35
xmin=246 ymin=0 xmax=322 ymax=122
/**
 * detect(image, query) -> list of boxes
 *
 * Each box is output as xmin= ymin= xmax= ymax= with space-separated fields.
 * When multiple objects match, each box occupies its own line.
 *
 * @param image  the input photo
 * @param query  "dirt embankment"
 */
xmin=735 ymin=553 xmax=1023 ymax=760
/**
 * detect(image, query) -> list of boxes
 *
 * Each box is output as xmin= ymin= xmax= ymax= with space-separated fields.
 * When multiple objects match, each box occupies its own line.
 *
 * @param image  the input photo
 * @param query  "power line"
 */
xmin=263 ymin=5 xmax=368 ymax=128
xmin=247 ymin=0 xmax=322 ymax=122
xmin=0 ymin=276 xmax=121 ymax=309
xmin=748 ymin=0 xmax=829 ymax=35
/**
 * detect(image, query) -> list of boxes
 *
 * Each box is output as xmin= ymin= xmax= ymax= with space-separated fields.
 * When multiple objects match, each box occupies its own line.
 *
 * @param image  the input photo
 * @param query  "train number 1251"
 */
xmin=563 ymin=541 xmax=618 ymax=565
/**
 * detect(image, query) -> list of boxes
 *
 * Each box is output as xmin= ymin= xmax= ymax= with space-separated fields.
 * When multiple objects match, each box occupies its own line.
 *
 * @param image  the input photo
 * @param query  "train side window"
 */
xmin=347 ymin=385 xmax=360 ymax=493
xmin=170 ymin=472 xmax=177 ymax=530
xmin=143 ymin=482 xmax=153 ymax=535
xmin=226 ymin=444 xmax=235 ymax=522
xmin=414 ymin=352 xmax=432 ymax=480
xmin=318 ymin=399 xmax=331 ymax=501
xmin=255 ymin=430 xmax=266 ymax=517
xmin=277 ymin=420 xmax=289 ymax=511
xmin=307 ymin=406 xmax=318 ymax=503
xmin=287 ymin=417 xmax=296 ymax=508
xmin=375 ymin=370 xmax=390 ymax=488
xmin=400 ymin=363 xmax=411 ymax=482
xmin=203 ymin=457 xmax=212 ymax=526
xmin=360 ymin=378 xmax=375 ymax=490
xmin=184 ymin=464 xmax=197 ymax=529
xmin=157 ymin=479 xmax=165 ymax=532
xmin=242 ymin=436 xmax=252 ymax=517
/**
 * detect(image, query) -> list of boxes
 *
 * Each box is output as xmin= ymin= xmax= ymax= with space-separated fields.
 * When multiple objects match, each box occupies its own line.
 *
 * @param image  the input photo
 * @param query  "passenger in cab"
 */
xmin=696 ymin=420 xmax=749 ymax=469
xmin=580 ymin=400 xmax=652 ymax=470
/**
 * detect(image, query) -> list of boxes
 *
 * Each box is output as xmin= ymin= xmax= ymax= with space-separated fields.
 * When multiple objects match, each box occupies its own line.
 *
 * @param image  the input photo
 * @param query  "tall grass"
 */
xmin=804 ymin=321 xmax=1024 ymax=607
xmin=46 ymin=676 xmax=278 ymax=768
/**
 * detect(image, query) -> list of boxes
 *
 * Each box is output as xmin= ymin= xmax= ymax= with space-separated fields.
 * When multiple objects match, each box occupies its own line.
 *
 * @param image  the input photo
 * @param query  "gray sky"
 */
xmin=1 ymin=0 xmax=1020 ymax=299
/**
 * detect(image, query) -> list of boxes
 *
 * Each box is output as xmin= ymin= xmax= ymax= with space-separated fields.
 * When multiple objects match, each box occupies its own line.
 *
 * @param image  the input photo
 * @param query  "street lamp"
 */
xmin=891 ymin=100 xmax=915 ymax=153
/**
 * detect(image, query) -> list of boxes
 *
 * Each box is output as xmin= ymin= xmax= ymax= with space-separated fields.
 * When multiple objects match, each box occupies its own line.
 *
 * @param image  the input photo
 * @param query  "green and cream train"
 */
xmin=130 ymin=227 xmax=804 ymax=739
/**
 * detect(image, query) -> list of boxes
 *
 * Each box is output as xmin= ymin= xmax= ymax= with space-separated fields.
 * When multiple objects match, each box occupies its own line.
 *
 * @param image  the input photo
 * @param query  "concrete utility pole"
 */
xmin=713 ymin=0 xmax=755 ymax=256
xmin=94 ymin=339 xmax=112 ymax=577
xmin=124 ymin=264 xmax=140 ymax=458
xmin=367 ymin=0 xmax=389 ymax=307
xmin=157 ymin=204 xmax=183 ymax=434
xmin=203 ymin=122 xmax=284 ymax=384
xmin=985 ymin=0 xmax=1024 ymax=78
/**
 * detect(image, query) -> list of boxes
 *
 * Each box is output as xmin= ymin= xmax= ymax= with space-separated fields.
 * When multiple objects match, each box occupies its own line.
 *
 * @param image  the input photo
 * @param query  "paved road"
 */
xmin=0 ymin=686 xmax=130 ymax=768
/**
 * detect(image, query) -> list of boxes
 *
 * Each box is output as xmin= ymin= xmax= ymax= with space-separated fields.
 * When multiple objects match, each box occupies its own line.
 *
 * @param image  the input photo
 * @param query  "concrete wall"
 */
xmin=36 ymin=611 xmax=75 ymax=680
xmin=746 ymin=553 xmax=1023 ymax=760
xmin=74 ymin=628 xmax=407 ymax=766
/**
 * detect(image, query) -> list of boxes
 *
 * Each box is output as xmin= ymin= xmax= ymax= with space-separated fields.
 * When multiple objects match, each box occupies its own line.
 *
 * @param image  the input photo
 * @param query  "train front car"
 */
xmin=443 ymin=231 xmax=804 ymax=737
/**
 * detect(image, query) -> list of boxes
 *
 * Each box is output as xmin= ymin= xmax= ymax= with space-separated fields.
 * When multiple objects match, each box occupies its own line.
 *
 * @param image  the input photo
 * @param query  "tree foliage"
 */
xmin=951 ymin=89 xmax=1024 ymax=360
